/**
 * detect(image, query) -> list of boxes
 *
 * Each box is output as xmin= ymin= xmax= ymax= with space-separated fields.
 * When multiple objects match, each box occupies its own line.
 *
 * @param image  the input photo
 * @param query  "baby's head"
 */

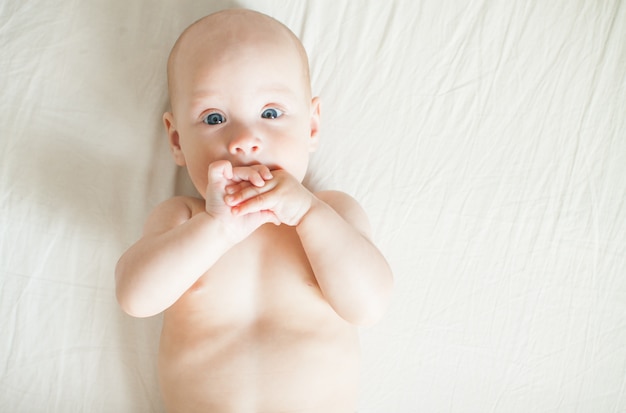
xmin=163 ymin=9 xmax=320 ymax=193
xmin=167 ymin=9 xmax=312 ymax=112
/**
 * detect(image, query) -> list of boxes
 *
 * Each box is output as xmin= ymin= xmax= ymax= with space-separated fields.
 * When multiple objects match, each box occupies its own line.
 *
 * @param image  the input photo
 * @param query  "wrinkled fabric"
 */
xmin=1 ymin=1 xmax=625 ymax=412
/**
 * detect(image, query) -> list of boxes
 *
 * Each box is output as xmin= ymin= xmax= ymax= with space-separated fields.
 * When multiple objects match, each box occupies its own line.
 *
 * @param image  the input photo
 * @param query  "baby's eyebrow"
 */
xmin=259 ymin=83 xmax=293 ymax=93
xmin=187 ymin=90 xmax=225 ymax=113
xmin=190 ymin=89 xmax=223 ymax=100
xmin=187 ymin=84 xmax=301 ymax=113
xmin=258 ymin=83 xmax=300 ymax=99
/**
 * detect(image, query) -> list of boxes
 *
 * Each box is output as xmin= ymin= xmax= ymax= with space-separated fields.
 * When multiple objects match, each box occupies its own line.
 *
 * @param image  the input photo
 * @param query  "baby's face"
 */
xmin=165 ymin=12 xmax=319 ymax=196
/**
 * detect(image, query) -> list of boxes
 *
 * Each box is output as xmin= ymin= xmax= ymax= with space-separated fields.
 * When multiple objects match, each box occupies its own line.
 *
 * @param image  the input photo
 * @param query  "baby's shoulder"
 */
xmin=314 ymin=190 xmax=372 ymax=238
xmin=314 ymin=190 xmax=355 ymax=210
xmin=142 ymin=196 xmax=204 ymax=236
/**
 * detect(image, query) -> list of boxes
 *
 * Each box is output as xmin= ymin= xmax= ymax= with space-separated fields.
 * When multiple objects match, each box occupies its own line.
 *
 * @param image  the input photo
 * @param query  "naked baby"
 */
xmin=115 ymin=9 xmax=393 ymax=413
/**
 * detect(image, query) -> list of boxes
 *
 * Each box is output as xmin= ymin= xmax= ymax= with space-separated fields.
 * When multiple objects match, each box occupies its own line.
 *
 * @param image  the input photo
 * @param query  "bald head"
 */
xmin=166 ymin=9 xmax=311 ymax=112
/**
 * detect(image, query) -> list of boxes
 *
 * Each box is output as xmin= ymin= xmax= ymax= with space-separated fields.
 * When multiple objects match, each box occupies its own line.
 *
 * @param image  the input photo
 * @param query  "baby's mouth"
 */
xmin=231 ymin=161 xmax=281 ymax=171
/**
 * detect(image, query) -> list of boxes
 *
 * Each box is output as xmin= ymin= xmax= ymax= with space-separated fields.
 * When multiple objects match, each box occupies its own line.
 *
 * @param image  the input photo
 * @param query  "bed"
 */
xmin=1 ymin=0 xmax=625 ymax=411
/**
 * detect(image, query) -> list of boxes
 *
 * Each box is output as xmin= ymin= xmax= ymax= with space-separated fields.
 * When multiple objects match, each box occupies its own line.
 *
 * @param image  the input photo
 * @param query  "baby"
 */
xmin=115 ymin=9 xmax=393 ymax=413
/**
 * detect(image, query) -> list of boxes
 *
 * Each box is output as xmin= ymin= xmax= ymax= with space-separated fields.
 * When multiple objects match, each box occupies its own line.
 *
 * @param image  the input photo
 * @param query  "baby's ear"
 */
xmin=163 ymin=112 xmax=186 ymax=166
xmin=308 ymin=96 xmax=321 ymax=152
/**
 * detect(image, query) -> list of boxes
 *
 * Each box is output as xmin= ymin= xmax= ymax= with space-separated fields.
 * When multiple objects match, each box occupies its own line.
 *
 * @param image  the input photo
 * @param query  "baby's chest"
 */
xmin=171 ymin=225 xmax=326 ymax=325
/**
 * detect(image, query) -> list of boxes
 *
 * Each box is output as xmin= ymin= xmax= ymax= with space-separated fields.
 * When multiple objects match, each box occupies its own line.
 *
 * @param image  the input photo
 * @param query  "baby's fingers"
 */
xmin=208 ymin=160 xmax=234 ymax=183
xmin=250 ymin=164 xmax=273 ymax=181
xmin=230 ymin=191 xmax=278 ymax=217
xmin=225 ymin=181 xmax=253 ymax=196
xmin=232 ymin=165 xmax=273 ymax=187
xmin=224 ymin=178 xmax=277 ymax=207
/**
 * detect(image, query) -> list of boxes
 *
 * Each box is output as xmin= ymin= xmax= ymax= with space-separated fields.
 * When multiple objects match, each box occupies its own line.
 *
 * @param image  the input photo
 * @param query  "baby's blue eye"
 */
xmin=203 ymin=113 xmax=225 ymax=125
xmin=261 ymin=108 xmax=283 ymax=119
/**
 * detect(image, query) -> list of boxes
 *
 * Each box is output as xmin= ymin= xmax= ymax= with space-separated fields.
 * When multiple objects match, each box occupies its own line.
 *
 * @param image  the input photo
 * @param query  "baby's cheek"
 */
xmin=185 ymin=164 xmax=209 ymax=196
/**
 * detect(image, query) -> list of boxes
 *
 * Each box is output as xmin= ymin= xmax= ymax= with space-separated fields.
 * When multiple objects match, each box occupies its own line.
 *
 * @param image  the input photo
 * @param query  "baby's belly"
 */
xmin=157 ymin=289 xmax=360 ymax=412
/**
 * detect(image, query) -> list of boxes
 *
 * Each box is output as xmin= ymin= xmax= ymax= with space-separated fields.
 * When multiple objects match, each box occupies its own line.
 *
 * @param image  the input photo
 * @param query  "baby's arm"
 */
xmin=114 ymin=196 xmax=235 ymax=317
xmin=296 ymin=191 xmax=393 ymax=326
xmin=225 ymin=171 xmax=393 ymax=326
xmin=115 ymin=161 xmax=277 ymax=317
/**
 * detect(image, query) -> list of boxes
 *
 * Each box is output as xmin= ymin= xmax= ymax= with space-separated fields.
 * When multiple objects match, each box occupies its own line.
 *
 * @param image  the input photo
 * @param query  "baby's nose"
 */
xmin=228 ymin=127 xmax=262 ymax=156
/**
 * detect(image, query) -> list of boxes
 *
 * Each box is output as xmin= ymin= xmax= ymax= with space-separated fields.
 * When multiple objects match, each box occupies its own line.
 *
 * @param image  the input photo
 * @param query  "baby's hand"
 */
xmin=223 ymin=169 xmax=314 ymax=226
xmin=205 ymin=160 xmax=279 ymax=242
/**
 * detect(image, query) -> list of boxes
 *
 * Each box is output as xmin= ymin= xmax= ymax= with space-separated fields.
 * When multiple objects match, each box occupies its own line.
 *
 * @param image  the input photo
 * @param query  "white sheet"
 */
xmin=1 ymin=1 xmax=625 ymax=411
